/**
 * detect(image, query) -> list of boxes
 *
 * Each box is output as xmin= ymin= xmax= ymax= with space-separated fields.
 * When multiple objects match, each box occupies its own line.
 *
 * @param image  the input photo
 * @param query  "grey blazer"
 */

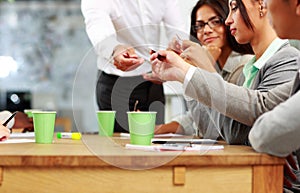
xmin=173 ymin=52 xmax=252 ymax=137
xmin=185 ymin=42 xmax=300 ymax=144
xmin=249 ymin=71 xmax=300 ymax=157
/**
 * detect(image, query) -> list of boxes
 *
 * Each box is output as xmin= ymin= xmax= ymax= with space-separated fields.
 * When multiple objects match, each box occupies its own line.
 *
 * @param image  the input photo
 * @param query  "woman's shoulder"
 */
xmin=266 ymin=44 xmax=300 ymax=69
xmin=273 ymin=42 xmax=300 ymax=59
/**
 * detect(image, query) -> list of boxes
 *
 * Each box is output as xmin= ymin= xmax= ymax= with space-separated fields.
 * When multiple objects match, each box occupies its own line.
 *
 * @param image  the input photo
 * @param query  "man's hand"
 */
xmin=113 ymin=45 xmax=144 ymax=71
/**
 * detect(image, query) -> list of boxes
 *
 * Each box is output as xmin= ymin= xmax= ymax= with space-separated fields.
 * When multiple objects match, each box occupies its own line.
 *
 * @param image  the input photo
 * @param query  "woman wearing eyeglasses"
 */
xmin=150 ymin=0 xmax=300 ymax=145
xmin=152 ymin=0 xmax=253 ymax=137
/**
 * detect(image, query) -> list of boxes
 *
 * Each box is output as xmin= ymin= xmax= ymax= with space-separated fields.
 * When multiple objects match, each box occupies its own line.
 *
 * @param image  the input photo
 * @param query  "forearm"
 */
xmin=155 ymin=121 xmax=184 ymax=134
xmin=184 ymin=68 xmax=292 ymax=126
xmin=249 ymin=91 xmax=300 ymax=157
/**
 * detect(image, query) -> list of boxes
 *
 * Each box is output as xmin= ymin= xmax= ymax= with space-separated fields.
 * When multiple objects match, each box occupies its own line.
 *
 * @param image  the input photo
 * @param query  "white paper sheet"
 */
xmin=120 ymin=133 xmax=184 ymax=138
xmin=125 ymin=144 xmax=224 ymax=152
xmin=0 ymin=139 xmax=35 ymax=144
xmin=10 ymin=132 xmax=35 ymax=138
xmin=151 ymin=138 xmax=216 ymax=144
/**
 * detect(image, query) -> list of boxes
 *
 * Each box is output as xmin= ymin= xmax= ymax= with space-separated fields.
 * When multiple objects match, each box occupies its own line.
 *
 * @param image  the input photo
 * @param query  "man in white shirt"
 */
xmin=81 ymin=0 xmax=186 ymax=132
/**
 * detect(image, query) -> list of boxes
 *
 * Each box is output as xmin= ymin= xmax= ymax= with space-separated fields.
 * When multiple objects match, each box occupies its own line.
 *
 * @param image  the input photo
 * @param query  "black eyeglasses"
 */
xmin=192 ymin=16 xmax=223 ymax=33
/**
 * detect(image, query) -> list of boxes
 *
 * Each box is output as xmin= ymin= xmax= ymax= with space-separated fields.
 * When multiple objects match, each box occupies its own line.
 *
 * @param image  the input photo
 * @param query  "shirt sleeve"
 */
xmin=162 ymin=0 xmax=187 ymax=39
xmin=81 ymin=0 xmax=119 ymax=58
xmin=183 ymin=66 xmax=197 ymax=93
xmin=249 ymin=90 xmax=300 ymax=157
xmin=185 ymin=67 xmax=292 ymax=126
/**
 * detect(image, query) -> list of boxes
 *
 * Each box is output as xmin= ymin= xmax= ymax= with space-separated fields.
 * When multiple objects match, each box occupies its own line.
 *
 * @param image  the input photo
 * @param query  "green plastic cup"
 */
xmin=96 ymin=111 xmax=116 ymax=136
xmin=32 ymin=111 xmax=56 ymax=144
xmin=127 ymin=111 xmax=157 ymax=145
xmin=24 ymin=109 xmax=41 ymax=118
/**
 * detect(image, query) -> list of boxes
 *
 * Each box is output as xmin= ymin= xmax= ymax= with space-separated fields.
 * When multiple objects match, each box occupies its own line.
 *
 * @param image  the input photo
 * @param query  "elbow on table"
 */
xmin=249 ymin=131 xmax=289 ymax=157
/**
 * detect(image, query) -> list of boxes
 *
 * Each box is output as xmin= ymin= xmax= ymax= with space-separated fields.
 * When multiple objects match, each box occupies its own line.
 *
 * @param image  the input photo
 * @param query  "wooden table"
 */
xmin=0 ymin=135 xmax=284 ymax=193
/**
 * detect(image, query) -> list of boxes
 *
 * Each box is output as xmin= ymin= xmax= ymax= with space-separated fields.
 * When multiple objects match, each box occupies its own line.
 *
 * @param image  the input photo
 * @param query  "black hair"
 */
xmin=235 ymin=0 xmax=255 ymax=30
xmin=190 ymin=0 xmax=254 ymax=55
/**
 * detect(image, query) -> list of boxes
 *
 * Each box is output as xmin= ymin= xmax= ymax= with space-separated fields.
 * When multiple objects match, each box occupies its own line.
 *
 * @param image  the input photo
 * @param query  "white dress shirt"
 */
xmin=81 ymin=0 xmax=186 ymax=76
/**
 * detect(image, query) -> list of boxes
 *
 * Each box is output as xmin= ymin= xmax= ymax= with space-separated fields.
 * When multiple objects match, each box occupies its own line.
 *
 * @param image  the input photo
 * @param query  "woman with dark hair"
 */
xmin=151 ymin=0 xmax=253 ymax=137
xmin=149 ymin=0 xmax=300 ymax=144
xmin=189 ymin=0 xmax=252 ymax=55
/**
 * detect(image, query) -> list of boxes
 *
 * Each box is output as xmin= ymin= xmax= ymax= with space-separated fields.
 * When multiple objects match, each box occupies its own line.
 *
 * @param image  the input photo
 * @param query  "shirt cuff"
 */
xmin=183 ymin=66 xmax=196 ymax=100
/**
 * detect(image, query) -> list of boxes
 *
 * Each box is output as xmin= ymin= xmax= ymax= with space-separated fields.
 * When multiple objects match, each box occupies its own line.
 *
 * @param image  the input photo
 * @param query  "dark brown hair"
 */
xmin=234 ymin=0 xmax=254 ymax=30
xmin=190 ymin=0 xmax=254 ymax=54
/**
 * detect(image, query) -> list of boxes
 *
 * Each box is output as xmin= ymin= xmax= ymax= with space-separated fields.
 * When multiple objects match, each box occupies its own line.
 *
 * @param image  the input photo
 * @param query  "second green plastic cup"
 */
xmin=24 ymin=109 xmax=41 ymax=118
xmin=96 ymin=111 xmax=116 ymax=136
xmin=127 ymin=111 xmax=157 ymax=145
xmin=32 ymin=111 xmax=56 ymax=144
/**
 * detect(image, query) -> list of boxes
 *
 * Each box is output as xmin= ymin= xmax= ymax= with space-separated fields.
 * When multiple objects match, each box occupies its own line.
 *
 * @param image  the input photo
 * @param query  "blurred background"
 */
xmin=0 ymin=0 xmax=91 ymax=132
xmin=0 ymin=0 xmax=199 ymax=132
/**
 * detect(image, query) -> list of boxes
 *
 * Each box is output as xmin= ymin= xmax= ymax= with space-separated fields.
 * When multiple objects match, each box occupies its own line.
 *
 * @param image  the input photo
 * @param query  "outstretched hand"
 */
xmin=150 ymin=50 xmax=191 ymax=83
xmin=181 ymin=40 xmax=218 ymax=72
xmin=113 ymin=45 xmax=144 ymax=71
xmin=167 ymin=36 xmax=183 ymax=55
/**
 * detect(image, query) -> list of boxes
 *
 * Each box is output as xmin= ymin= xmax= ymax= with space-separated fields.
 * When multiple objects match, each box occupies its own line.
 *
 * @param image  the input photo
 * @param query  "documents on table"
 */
xmin=120 ymin=133 xmax=184 ymax=138
xmin=10 ymin=132 xmax=35 ymax=138
xmin=125 ymin=143 xmax=224 ymax=152
xmin=0 ymin=139 xmax=35 ymax=144
xmin=0 ymin=132 xmax=35 ymax=144
xmin=151 ymin=138 xmax=216 ymax=144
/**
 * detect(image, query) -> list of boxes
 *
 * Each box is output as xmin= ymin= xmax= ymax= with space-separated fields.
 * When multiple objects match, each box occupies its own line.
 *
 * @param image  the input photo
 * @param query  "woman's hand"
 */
xmin=0 ymin=125 xmax=10 ymax=141
xmin=150 ymin=50 xmax=191 ymax=83
xmin=154 ymin=121 xmax=183 ymax=134
xmin=181 ymin=40 xmax=217 ymax=72
xmin=167 ymin=36 xmax=183 ymax=55
xmin=142 ymin=73 xmax=164 ymax=84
